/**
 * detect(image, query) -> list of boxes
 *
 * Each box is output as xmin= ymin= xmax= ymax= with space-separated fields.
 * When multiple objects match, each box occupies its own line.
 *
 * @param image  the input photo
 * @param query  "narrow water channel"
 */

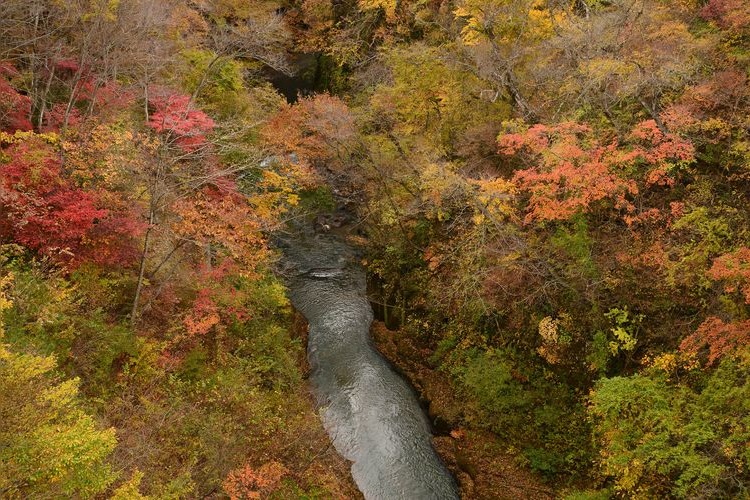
xmin=279 ymin=227 xmax=459 ymax=499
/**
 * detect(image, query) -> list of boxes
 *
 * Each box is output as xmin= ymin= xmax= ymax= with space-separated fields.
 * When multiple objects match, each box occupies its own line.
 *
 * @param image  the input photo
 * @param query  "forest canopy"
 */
xmin=0 ymin=0 xmax=749 ymax=498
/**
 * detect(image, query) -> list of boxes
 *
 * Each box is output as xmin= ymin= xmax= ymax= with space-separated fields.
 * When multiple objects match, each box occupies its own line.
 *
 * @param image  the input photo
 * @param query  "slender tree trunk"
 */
xmin=35 ymin=60 xmax=55 ymax=130
xmin=62 ymin=73 xmax=81 ymax=131
xmin=131 ymin=206 xmax=155 ymax=322
xmin=500 ymin=69 xmax=537 ymax=122
xmin=639 ymin=97 xmax=668 ymax=133
xmin=143 ymin=80 xmax=150 ymax=122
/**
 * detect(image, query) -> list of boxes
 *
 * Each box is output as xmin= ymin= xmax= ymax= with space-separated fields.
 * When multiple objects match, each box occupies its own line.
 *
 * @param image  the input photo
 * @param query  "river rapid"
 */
xmin=279 ymin=227 xmax=459 ymax=500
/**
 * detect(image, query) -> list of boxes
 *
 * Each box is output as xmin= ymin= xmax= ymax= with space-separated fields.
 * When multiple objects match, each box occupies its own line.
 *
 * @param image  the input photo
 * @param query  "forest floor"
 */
xmin=370 ymin=321 xmax=555 ymax=500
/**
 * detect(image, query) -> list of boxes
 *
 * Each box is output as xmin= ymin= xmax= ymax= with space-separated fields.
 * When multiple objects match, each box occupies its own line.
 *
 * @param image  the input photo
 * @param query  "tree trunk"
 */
xmin=131 ymin=206 xmax=155 ymax=322
xmin=35 ymin=61 xmax=55 ymax=130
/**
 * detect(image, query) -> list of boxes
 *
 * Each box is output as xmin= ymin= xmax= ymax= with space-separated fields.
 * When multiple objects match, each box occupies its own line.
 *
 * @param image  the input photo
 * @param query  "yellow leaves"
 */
xmin=79 ymin=0 xmax=121 ymax=23
xmin=416 ymin=160 xmax=518 ymax=226
xmin=41 ymin=378 xmax=79 ymax=409
xmin=642 ymin=351 xmax=699 ymax=377
xmin=111 ymin=470 xmax=148 ymax=500
xmin=579 ymin=58 xmax=635 ymax=87
xmin=421 ymin=162 xmax=461 ymax=204
xmin=377 ymin=44 xmax=465 ymax=136
xmin=454 ymin=0 xmax=564 ymax=45
xmin=62 ymin=124 xmax=144 ymax=190
xmin=0 ymin=341 xmax=117 ymax=497
xmin=0 ymin=130 xmax=59 ymax=147
xmin=247 ymin=168 xmax=305 ymax=228
xmin=379 ymin=207 xmax=400 ymax=226
xmin=470 ymin=177 xmax=517 ymax=225
xmin=359 ymin=0 xmax=398 ymax=22
xmin=454 ymin=4 xmax=492 ymax=46
xmin=0 ymin=272 xmax=13 ymax=339
xmin=302 ymin=0 xmax=334 ymax=25
xmin=209 ymin=0 xmax=279 ymax=20
xmin=650 ymin=352 xmax=677 ymax=372
xmin=614 ymin=458 xmax=645 ymax=495
xmin=262 ymin=281 xmax=290 ymax=309
xmin=536 ymin=312 xmax=574 ymax=364
xmin=609 ymin=326 xmax=637 ymax=354
xmin=526 ymin=0 xmax=564 ymax=40
xmin=538 ymin=316 xmax=559 ymax=343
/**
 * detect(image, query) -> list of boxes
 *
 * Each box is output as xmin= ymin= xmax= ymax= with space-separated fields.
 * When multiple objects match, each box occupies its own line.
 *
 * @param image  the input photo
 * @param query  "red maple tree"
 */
xmin=0 ymin=138 xmax=142 ymax=267
xmin=147 ymin=88 xmax=215 ymax=152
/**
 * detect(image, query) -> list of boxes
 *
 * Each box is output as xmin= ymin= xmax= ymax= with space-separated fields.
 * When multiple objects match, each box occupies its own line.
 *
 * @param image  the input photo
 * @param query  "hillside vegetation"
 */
xmin=1 ymin=0 xmax=749 ymax=498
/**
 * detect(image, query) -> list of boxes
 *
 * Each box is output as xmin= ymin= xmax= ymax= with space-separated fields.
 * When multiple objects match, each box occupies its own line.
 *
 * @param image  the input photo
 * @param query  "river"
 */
xmin=279 ymin=225 xmax=459 ymax=499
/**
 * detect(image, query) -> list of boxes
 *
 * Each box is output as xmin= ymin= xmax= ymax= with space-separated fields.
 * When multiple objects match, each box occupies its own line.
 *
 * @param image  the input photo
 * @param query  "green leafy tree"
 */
xmin=589 ymin=354 xmax=750 ymax=498
xmin=0 ymin=275 xmax=117 ymax=498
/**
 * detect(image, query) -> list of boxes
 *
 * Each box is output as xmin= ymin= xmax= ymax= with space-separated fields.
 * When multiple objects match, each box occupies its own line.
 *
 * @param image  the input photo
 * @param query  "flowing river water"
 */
xmin=278 ymin=226 xmax=459 ymax=499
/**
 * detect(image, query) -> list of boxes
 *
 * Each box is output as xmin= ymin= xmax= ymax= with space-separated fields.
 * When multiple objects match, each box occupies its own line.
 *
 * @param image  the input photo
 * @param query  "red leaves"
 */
xmin=147 ymin=89 xmax=215 ymax=152
xmin=0 ymin=63 xmax=32 ymax=133
xmin=0 ymin=138 xmax=143 ymax=267
xmin=680 ymin=317 xmax=750 ymax=366
xmin=0 ymin=140 xmax=102 ymax=260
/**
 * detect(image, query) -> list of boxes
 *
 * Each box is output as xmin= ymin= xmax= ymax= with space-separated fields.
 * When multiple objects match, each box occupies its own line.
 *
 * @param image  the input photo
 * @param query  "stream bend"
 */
xmin=281 ymin=230 xmax=459 ymax=500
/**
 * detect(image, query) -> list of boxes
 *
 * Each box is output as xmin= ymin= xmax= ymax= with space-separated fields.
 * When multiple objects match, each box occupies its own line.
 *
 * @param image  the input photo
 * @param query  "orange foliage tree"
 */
xmin=680 ymin=317 xmax=750 ymax=366
xmin=261 ymin=93 xmax=356 ymax=172
xmin=708 ymin=247 xmax=750 ymax=305
xmin=223 ymin=461 xmax=288 ymax=500
xmin=499 ymin=120 xmax=694 ymax=224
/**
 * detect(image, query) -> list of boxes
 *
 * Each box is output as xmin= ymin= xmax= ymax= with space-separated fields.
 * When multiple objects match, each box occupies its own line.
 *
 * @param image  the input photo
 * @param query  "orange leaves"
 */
xmin=223 ymin=461 xmax=288 ymax=499
xmin=627 ymin=120 xmax=694 ymax=187
xmin=499 ymin=120 xmax=695 ymax=224
xmin=678 ymin=248 xmax=750 ymax=366
xmin=172 ymin=186 xmax=267 ymax=274
xmin=680 ymin=317 xmax=750 ymax=366
xmin=261 ymin=94 xmax=355 ymax=171
xmin=708 ymin=247 xmax=750 ymax=304
xmin=500 ymin=122 xmax=637 ymax=224
xmin=183 ymin=288 xmax=220 ymax=336
xmin=659 ymin=71 xmax=748 ymax=157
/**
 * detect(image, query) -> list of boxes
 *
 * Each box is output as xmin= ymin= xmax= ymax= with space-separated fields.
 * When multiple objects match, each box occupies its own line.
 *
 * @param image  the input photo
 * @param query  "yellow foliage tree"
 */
xmin=0 ymin=274 xmax=117 ymax=498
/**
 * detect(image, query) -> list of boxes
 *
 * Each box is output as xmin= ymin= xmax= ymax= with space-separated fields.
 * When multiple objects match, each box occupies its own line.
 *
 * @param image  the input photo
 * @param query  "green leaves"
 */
xmin=589 ymin=353 xmax=750 ymax=497
xmin=0 ymin=346 xmax=117 ymax=498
